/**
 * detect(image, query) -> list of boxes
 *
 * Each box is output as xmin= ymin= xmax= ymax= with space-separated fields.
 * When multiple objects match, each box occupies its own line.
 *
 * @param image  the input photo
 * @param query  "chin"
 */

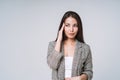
xmin=67 ymin=35 xmax=76 ymax=39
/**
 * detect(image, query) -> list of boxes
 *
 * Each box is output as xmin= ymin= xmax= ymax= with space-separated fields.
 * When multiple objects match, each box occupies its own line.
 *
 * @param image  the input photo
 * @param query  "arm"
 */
xmin=47 ymin=23 xmax=65 ymax=70
xmin=47 ymin=41 xmax=63 ymax=70
xmin=65 ymin=46 xmax=93 ymax=80
xmin=69 ymin=46 xmax=93 ymax=80
xmin=81 ymin=45 xmax=93 ymax=80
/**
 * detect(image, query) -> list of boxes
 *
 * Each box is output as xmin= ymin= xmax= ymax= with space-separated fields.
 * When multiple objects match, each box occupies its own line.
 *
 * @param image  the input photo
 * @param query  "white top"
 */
xmin=65 ymin=56 xmax=73 ymax=78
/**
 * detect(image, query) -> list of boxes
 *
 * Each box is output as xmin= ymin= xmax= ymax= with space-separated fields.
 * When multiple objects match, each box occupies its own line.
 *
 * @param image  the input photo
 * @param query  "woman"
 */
xmin=47 ymin=11 xmax=93 ymax=80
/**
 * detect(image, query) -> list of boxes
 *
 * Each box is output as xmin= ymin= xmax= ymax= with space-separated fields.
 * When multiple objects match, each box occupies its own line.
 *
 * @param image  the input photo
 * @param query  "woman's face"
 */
xmin=64 ymin=17 xmax=78 ymax=39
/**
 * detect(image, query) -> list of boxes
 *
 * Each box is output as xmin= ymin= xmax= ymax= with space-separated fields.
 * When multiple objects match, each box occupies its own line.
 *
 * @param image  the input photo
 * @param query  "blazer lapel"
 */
xmin=71 ymin=40 xmax=82 ymax=76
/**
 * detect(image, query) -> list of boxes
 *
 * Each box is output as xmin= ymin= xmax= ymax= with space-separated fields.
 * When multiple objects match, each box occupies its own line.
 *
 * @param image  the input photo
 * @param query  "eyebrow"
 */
xmin=65 ymin=23 xmax=77 ymax=25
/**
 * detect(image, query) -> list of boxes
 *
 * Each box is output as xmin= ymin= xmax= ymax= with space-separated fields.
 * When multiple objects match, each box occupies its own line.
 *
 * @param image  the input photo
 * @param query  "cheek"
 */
xmin=64 ymin=27 xmax=69 ymax=33
xmin=75 ymin=28 xmax=78 ymax=33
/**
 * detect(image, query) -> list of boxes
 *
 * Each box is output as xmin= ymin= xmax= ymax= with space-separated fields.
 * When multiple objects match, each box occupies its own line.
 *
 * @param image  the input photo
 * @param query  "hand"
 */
xmin=65 ymin=77 xmax=71 ymax=80
xmin=80 ymin=74 xmax=87 ymax=80
xmin=65 ymin=76 xmax=80 ymax=80
xmin=55 ymin=23 xmax=65 ymax=52
xmin=70 ymin=76 xmax=81 ymax=80
xmin=57 ymin=23 xmax=65 ymax=42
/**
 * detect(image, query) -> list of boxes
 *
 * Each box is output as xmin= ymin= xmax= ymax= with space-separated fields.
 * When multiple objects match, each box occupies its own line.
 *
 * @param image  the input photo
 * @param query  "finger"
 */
xmin=65 ymin=77 xmax=71 ymax=80
xmin=60 ymin=23 xmax=65 ymax=32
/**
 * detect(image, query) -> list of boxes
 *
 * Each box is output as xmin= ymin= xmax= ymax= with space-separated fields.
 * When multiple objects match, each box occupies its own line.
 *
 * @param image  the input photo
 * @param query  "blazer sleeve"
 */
xmin=47 ymin=41 xmax=64 ymax=70
xmin=82 ymin=45 xmax=93 ymax=80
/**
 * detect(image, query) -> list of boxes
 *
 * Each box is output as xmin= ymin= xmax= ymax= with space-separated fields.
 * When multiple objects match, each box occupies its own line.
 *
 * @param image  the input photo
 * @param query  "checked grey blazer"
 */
xmin=47 ymin=40 xmax=93 ymax=80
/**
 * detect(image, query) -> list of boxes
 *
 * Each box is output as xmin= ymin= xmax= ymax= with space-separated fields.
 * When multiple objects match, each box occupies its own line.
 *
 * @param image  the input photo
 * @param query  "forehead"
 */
xmin=64 ymin=17 xmax=77 ymax=24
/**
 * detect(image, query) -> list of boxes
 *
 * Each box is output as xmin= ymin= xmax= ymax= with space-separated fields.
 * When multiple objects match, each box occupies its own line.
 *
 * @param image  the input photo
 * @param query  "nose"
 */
xmin=70 ymin=26 xmax=74 ymax=32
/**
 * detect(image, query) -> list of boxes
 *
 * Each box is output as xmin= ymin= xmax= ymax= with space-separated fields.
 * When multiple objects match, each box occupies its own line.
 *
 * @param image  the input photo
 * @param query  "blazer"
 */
xmin=47 ymin=40 xmax=93 ymax=80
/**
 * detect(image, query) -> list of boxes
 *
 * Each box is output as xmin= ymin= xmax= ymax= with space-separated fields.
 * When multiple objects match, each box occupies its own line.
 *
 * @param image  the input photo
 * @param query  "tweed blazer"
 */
xmin=47 ymin=40 xmax=93 ymax=80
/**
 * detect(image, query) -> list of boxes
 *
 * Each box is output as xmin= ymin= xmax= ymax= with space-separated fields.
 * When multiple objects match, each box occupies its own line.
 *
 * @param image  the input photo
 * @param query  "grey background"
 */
xmin=0 ymin=0 xmax=120 ymax=80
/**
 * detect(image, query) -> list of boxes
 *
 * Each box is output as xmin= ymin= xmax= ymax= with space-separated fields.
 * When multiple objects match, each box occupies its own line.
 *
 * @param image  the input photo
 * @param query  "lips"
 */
xmin=68 ymin=33 xmax=74 ymax=35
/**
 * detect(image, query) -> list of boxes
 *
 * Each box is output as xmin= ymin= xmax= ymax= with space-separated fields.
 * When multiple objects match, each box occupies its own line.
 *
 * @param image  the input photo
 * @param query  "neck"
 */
xmin=64 ymin=39 xmax=76 ymax=46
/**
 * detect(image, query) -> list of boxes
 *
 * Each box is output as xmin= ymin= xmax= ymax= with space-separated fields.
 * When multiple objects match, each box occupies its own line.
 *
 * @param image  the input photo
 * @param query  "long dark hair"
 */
xmin=55 ymin=11 xmax=85 ymax=43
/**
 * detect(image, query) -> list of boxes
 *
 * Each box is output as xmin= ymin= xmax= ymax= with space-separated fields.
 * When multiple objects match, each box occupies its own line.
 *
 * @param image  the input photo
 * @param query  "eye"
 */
xmin=73 ymin=24 xmax=78 ymax=27
xmin=65 ymin=24 xmax=70 ymax=27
